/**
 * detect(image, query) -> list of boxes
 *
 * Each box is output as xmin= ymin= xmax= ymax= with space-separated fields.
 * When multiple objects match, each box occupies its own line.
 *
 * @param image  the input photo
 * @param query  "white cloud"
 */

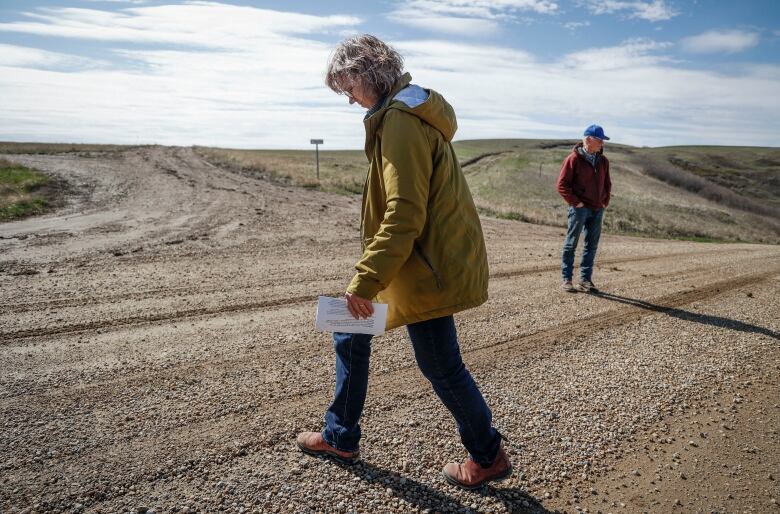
xmin=396 ymin=38 xmax=780 ymax=147
xmin=388 ymin=0 xmax=558 ymax=34
xmin=395 ymin=0 xmax=559 ymax=17
xmin=680 ymin=29 xmax=760 ymax=54
xmin=564 ymin=21 xmax=590 ymax=31
xmin=398 ymin=40 xmax=535 ymax=72
xmin=0 ymin=3 xmax=361 ymax=47
xmin=0 ymin=3 xmax=778 ymax=148
xmin=563 ymin=38 xmax=674 ymax=70
xmin=0 ymin=4 xmax=364 ymax=148
xmin=388 ymin=15 xmax=499 ymax=36
xmin=0 ymin=43 xmax=103 ymax=69
xmin=584 ymin=0 xmax=679 ymax=22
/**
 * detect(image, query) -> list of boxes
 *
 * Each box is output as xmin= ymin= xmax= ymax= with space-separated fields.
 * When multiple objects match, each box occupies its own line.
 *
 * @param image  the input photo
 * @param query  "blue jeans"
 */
xmin=323 ymin=315 xmax=502 ymax=466
xmin=562 ymin=206 xmax=604 ymax=282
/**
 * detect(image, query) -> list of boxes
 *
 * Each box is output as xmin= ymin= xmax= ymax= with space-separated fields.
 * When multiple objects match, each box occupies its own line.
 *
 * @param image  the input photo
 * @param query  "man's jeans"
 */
xmin=323 ymin=315 xmax=502 ymax=466
xmin=561 ymin=206 xmax=604 ymax=282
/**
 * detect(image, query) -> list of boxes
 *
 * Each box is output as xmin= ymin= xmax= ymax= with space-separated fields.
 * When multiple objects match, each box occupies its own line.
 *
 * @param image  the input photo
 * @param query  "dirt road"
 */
xmin=1 ymin=147 xmax=778 ymax=514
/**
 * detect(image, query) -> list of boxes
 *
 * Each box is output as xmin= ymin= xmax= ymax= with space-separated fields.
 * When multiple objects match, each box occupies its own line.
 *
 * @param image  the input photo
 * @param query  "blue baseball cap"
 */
xmin=583 ymin=124 xmax=610 ymax=140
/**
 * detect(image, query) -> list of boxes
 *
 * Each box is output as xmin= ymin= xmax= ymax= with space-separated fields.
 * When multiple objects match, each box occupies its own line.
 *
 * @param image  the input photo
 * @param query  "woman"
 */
xmin=296 ymin=34 xmax=511 ymax=489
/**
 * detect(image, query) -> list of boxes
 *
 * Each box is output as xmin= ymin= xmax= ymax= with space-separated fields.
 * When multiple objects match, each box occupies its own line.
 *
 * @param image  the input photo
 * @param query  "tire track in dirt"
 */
xmin=0 ymin=250 xmax=763 ymax=418
xmin=171 ymin=263 xmax=777 ymax=415
xmin=4 ymin=264 xmax=776 ymax=512
xmin=0 ymin=247 xmax=763 ymax=343
xmin=0 ymin=292 xmax=342 ymax=343
xmin=490 ymin=247 xmax=755 ymax=279
xmin=473 ymin=266 xmax=779 ymax=357
xmin=0 ymin=232 xmax=361 ymax=275
xmin=0 ymin=272 xmax=348 ymax=315
xmin=2 ymin=252 xmax=773 ymax=411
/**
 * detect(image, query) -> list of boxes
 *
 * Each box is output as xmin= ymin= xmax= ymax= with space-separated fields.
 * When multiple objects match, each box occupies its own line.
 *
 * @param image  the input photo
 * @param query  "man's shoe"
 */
xmin=577 ymin=280 xmax=598 ymax=292
xmin=561 ymin=280 xmax=577 ymax=292
xmin=296 ymin=431 xmax=360 ymax=465
xmin=442 ymin=446 xmax=512 ymax=490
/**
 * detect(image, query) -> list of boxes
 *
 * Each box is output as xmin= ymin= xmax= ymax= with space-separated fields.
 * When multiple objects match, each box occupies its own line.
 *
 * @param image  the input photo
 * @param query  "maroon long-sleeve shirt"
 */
xmin=556 ymin=143 xmax=611 ymax=209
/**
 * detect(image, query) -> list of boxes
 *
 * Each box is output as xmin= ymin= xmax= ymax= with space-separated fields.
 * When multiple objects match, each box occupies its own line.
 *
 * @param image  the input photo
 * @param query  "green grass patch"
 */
xmin=0 ymin=158 xmax=52 ymax=220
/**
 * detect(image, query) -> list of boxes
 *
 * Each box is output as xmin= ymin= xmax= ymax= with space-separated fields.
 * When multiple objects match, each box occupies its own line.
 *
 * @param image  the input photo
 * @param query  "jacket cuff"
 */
xmin=347 ymin=274 xmax=382 ymax=301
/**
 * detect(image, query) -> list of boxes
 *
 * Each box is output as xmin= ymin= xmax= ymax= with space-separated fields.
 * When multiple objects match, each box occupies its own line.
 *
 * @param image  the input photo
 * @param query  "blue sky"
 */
xmin=1 ymin=0 xmax=779 ymax=148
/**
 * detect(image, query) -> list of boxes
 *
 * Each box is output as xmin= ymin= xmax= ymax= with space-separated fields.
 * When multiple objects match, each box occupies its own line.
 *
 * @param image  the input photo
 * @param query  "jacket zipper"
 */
xmin=414 ymin=243 xmax=443 ymax=289
xmin=359 ymin=158 xmax=371 ymax=247
xmin=359 ymin=181 xmax=368 ymax=247
xmin=578 ymin=149 xmax=599 ymax=174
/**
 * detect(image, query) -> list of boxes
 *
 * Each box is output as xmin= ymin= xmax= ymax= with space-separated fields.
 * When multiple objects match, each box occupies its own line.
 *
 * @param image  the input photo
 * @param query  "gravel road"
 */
xmin=1 ymin=147 xmax=777 ymax=514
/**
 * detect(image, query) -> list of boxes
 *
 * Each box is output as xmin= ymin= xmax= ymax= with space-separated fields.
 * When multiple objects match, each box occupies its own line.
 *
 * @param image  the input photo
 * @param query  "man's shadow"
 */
xmin=330 ymin=459 xmax=556 ymax=514
xmin=590 ymin=290 xmax=779 ymax=340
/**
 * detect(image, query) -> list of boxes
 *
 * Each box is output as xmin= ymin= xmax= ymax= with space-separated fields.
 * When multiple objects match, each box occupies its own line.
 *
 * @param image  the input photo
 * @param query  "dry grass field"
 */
xmin=0 ymin=143 xmax=778 ymax=514
xmin=195 ymin=140 xmax=780 ymax=244
xmin=0 ymin=142 xmax=134 ymax=155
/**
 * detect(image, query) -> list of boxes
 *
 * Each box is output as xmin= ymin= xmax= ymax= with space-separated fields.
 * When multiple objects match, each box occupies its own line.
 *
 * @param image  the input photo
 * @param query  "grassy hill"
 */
xmin=641 ymin=146 xmax=780 ymax=218
xmin=195 ymin=140 xmax=780 ymax=244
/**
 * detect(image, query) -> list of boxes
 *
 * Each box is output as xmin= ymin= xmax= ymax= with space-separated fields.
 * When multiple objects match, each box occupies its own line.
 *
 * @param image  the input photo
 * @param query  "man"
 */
xmin=556 ymin=124 xmax=612 ymax=293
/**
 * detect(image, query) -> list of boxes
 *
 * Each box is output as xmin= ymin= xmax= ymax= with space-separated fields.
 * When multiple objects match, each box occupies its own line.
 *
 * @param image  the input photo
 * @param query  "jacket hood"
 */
xmin=364 ymin=73 xmax=458 ymax=158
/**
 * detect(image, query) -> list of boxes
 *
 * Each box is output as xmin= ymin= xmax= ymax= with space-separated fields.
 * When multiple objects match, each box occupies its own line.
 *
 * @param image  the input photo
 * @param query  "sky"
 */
xmin=0 ymin=0 xmax=779 ymax=149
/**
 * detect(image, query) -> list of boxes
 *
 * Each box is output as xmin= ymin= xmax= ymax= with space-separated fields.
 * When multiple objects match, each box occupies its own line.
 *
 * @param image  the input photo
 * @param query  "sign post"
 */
xmin=310 ymin=139 xmax=323 ymax=180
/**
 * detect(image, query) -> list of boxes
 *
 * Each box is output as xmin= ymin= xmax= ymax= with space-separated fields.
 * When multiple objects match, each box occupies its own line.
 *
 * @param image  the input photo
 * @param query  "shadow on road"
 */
xmin=332 ymin=459 xmax=554 ymax=513
xmin=591 ymin=291 xmax=779 ymax=340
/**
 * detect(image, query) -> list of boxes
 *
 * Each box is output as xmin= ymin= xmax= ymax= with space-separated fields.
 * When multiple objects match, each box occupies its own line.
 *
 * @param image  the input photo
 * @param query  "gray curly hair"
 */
xmin=325 ymin=34 xmax=404 ymax=98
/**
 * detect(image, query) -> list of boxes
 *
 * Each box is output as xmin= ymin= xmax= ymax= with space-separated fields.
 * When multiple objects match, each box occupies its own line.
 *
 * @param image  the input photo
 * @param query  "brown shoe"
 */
xmin=561 ymin=280 xmax=577 ymax=293
xmin=442 ymin=446 xmax=512 ymax=490
xmin=296 ymin=431 xmax=360 ymax=465
xmin=576 ymin=280 xmax=598 ymax=292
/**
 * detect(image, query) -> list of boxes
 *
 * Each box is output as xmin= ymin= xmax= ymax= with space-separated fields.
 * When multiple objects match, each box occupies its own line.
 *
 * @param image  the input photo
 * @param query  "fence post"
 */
xmin=310 ymin=139 xmax=324 ymax=180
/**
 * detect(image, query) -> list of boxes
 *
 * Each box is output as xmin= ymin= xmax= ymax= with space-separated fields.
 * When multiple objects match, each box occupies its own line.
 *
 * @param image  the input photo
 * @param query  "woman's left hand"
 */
xmin=345 ymin=292 xmax=374 ymax=320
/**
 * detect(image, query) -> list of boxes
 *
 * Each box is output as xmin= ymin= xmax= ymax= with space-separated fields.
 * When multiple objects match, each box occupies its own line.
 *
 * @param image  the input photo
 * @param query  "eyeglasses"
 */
xmin=339 ymin=78 xmax=358 ymax=99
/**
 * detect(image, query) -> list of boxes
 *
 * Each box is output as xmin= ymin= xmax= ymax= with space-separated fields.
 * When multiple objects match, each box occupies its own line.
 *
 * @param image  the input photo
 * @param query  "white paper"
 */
xmin=315 ymin=296 xmax=388 ymax=335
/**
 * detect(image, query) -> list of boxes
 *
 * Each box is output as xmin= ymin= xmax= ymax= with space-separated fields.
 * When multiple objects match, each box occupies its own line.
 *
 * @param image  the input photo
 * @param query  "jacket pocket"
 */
xmin=414 ymin=243 xmax=443 ymax=290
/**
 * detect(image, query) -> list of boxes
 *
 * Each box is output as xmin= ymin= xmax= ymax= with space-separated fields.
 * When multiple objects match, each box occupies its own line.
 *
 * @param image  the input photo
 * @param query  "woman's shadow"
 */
xmin=328 ymin=458 xmax=556 ymax=514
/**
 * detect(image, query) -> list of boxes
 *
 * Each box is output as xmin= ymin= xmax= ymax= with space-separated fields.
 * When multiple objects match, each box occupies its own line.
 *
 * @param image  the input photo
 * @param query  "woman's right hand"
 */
xmin=345 ymin=292 xmax=374 ymax=319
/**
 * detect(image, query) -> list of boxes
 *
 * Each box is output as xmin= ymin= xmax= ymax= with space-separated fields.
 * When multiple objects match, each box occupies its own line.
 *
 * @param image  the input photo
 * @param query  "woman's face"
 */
xmin=339 ymin=76 xmax=379 ymax=109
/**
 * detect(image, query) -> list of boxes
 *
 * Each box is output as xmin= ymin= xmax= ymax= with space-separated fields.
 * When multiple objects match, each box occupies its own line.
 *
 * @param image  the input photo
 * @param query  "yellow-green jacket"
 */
xmin=347 ymin=73 xmax=489 ymax=330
